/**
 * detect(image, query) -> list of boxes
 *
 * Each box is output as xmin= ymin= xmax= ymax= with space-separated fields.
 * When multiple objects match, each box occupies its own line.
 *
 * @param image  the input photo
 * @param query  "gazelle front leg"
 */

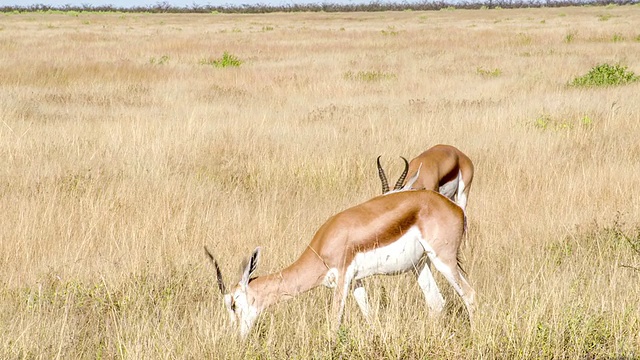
xmin=327 ymin=268 xmax=353 ymax=336
xmin=352 ymin=279 xmax=371 ymax=320
xmin=417 ymin=260 xmax=445 ymax=314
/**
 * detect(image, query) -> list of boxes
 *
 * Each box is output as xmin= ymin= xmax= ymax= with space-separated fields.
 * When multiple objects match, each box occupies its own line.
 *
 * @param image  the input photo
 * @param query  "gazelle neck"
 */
xmin=248 ymin=249 xmax=327 ymax=310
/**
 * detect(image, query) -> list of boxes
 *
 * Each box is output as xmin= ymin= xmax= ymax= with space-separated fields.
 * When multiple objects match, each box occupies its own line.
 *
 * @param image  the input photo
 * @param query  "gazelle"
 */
xmin=377 ymin=144 xmax=474 ymax=212
xmin=206 ymin=190 xmax=475 ymax=339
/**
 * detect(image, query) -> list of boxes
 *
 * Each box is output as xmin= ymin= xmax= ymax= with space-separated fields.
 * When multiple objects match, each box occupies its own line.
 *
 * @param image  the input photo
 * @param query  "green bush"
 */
xmin=200 ymin=51 xmax=242 ymax=68
xmin=570 ymin=63 xmax=639 ymax=87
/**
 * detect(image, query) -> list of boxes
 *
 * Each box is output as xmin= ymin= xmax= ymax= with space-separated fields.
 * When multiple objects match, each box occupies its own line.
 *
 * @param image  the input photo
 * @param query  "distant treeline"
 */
xmin=1 ymin=0 xmax=638 ymax=13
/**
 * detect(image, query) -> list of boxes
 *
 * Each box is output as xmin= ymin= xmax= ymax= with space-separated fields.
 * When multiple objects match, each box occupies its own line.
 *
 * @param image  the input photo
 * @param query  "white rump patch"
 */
xmin=438 ymin=177 xmax=459 ymax=200
xmin=456 ymin=172 xmax=468 ymax=211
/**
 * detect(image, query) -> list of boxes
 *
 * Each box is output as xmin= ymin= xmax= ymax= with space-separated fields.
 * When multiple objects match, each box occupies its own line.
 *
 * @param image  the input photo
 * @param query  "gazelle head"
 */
xmin=205 ymin=246 xmax=262 ymax=338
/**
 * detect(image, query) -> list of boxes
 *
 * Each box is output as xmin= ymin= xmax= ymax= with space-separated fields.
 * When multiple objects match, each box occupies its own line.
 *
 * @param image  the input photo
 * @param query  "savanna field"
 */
xmin=1 ymin=5 xmax=640 ymax=358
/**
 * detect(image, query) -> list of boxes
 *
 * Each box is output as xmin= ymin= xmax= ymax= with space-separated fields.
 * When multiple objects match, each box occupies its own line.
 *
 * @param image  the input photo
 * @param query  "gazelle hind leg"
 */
xmin=416 ymin=260 xmax=445 ymax=314
xmin=352 ymin=279 xmax=371 ymax=320
xmin=431 ymin=257 xmax=475 ymax=322
xmin=455 ymin=271 xmax=475 ymax=321
xmin=418 ymin=240 xmax=475 ymax=322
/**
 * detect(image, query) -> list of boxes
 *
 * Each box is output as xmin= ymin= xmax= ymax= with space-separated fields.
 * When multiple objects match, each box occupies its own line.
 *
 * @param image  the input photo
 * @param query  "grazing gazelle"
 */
xmin=377 ymin=144 xmax=474 ymax=212
xmin=206 ymin=190 xmax=475 ymax=339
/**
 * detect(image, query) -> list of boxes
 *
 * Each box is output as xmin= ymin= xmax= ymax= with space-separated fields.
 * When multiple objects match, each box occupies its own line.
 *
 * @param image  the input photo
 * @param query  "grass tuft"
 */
xmin=476 ymin=67 xmax=502 ymax=77
xmin=344 ymin=70 xmax=396 ymax=81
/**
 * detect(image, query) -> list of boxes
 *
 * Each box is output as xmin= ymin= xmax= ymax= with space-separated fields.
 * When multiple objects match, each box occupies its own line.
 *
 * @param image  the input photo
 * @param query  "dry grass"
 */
xmin=1 ymin=5 xmax=640 ymax=358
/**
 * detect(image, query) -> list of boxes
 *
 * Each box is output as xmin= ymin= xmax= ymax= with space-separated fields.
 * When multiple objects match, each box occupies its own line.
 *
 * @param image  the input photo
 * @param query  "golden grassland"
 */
xmin=1 ymin=5 xmax=640 ymax=358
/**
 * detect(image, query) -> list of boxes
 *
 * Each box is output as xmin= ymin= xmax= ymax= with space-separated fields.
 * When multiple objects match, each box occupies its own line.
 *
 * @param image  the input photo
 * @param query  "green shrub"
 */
xmin=200 ymin=51 xmax=242 ymax=68
xmin=570 ymin=63 xmax=638 ymax=87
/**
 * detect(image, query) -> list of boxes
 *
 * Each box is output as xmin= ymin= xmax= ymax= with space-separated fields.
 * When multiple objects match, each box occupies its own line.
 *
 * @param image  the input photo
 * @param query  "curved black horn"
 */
xmin=377 ymin=155 xmax=390 ymax=194
xmin=204 ymin=246 xmax=227 ymax=294
xmin=393 ymin=157 xmax=409 ymax=190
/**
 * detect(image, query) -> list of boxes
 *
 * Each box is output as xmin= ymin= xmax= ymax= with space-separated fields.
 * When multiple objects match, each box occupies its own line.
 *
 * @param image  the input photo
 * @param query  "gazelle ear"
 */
xmin=240 ymin=247 xmax=261 ymax=289
xmin=402 ymin=163 xmax=422 ymax=191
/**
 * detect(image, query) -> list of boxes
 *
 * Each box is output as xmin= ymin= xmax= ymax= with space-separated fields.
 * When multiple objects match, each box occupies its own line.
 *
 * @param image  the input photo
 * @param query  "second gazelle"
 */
xmin=377 ymin=144 xmax=474 ymax=211
xmin=206 ymin=189 xmax=475 ymax=338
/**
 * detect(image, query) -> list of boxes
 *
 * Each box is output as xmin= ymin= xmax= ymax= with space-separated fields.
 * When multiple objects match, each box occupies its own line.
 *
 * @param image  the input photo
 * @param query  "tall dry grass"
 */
xmin=1 ymin=5 xmax=639 ymax=358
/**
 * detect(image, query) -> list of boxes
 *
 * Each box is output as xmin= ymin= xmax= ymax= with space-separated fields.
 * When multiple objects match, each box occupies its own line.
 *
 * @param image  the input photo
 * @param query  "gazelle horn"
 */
xmin=393 ymin=157 xmax=409 ymax=191
xmin=377 ymin=155 xmax=390 ymax=194
xmin=204 ymin=247 xmax=227 ymax=294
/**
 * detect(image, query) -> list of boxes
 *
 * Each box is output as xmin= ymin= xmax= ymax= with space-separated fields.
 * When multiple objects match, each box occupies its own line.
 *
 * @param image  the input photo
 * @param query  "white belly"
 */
xmin=351 ymin=226 xmax=425 ymax=280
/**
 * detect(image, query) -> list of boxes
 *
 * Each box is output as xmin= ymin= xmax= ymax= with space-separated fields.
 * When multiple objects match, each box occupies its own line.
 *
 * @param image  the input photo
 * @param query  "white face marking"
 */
xmin=351 ymin=226 xmax=425 ymax=280
xmin=223 ymin=294 xmax=237 ymax=327
xmin=226 ymin=287 xmax=260 ymax=338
